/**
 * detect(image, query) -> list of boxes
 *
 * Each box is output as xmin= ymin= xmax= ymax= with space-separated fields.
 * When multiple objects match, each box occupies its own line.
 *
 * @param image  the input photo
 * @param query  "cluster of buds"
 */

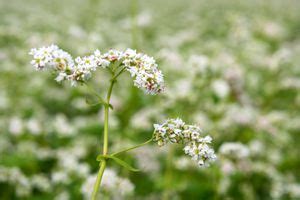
xmin=29 ymin=45 xmax=164 ymax=94
xmin=153 ymin=118 xmax=216 ymax=167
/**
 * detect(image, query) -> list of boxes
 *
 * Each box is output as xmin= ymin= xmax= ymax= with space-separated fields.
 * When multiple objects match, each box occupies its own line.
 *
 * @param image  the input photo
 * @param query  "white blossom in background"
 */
xmin=188 ymin=54 xmax=209 ymax=73
xmin=30 ymin=45 xmax=164 ymax=95
xmin=9 ymin=117 xmax=24 ymax=136
xmin=0 ymin=91 xmax=8 ymax=109
xmin=81 ymin=168 xmax=134 ymax=199
xmin=219 ymin=142 xmax=250 ymax=159
xmin=175 ymin=156 xmax=196 ymax=170
xmin=26 ymin=118 xmax=42 ymax=135
xmin=132 ymin=146 xmax=160 ymax=174
xmin=30 ymin=174 xmax=52 ymax=192
xmin=211 ymin=79 xmax=230 ymax=99
xmin=81 ymin=175 xmax=96 ymax=200
xmin=54 ymin=114 xmax=75 ymax=137
xmin=0 ymin=167 xmax=32 ymax=197
xmin=153 ymin=118 xmax=216 ymax=167
xmin=51 ymin=171 xmax=70 ymax=185
xmin=287 ymin=183 xmax=300 ymax=199
xmin=54 ymin=191 xmax=70 ymax=200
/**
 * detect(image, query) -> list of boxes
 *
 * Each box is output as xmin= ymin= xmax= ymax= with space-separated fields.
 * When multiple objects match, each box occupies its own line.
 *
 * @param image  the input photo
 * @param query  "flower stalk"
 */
xmin=91 ymin=76 xmax=116 ymax=200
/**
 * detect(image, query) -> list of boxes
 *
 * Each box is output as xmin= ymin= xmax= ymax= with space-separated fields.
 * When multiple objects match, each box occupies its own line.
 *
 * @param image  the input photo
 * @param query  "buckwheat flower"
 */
xmin=30 ymin=45 xmax=165 ymax=94
xmin=93 ymin=49 xmax=110 ymax=67
xmin=102 ymin=49 xmax=123 ymax=62
xmin=65 ymin=55 xmax=97 ymax=86
xmin=123 ymin=48 xmax=165 ymax=95
xmin=29 ymin=45 xmax=58 ymax=70
xmin=184 ymin=141 xmax=216 ymax=167
xmin=154 ymin=118 xmax=216 ymax=167
xmin=29 ymin=45 xmax=74 ymax=72
xmin=29 ymin=45 xmax=75 ymax=85
xmin=153 ymin=118 xmax=185 ymax=146
xmin=182 ymin=125 xmax=203 ymax=141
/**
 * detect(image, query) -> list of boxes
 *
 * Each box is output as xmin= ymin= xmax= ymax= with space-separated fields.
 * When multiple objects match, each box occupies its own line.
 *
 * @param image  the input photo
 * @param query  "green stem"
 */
xmin=91 ymin=78 xmax=115 ymax=200
xmin=162 ymin=145 xmax=174 ymax=200
xmin=111 ymin=137 xmax=153 ymax=156
xmin=85 ymin=83 xmax=104 ymax=101
xmin=112 ymin=67 xmax=126 ymax=81
xmin=92 ymin=160 xmax=106 ymax=199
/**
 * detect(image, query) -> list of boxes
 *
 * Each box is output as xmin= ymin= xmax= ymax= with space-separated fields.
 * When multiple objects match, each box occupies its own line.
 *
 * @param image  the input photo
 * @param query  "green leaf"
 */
xmin=96 ymin=155 xmax=140 ymax=172
xmin=85 ymin=97 xmax=113 ymax=109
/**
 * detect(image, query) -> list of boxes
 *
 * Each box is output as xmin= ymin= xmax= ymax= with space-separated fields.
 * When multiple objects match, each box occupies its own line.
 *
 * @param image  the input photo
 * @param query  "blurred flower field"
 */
xmin=1 ymin=0 xmax=300 ymax=199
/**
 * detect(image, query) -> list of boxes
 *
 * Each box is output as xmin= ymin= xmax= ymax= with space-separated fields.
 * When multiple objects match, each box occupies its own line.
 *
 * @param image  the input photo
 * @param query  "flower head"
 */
xmin=30 ymin=45 xmax=164 ymax=95
xmin=153 ymin=118 xmax=216 ymax=167
xmin=29 ymin=45 xmax=74 ymax=71
xmin=122 ymin=48 xmax=165 ymax=95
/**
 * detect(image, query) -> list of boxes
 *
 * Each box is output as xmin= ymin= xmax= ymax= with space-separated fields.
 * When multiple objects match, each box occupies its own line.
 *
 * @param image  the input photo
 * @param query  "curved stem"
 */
xmin=84 ymin=83 xmax=104 ymax=101
xmin=111 ymin=137 xmax=153 ymax=156
xmin=91 ymin=79 xmax=115 ymax=200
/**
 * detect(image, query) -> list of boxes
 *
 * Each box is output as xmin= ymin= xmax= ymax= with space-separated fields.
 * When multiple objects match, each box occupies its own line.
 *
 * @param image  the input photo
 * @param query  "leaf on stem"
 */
xmin=96 ymin=155 xmax=140 ymax=172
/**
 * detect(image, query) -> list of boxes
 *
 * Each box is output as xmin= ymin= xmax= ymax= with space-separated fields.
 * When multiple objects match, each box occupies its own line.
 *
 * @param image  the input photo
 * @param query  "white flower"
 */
xmin=153 ymin=118 xmax=185 ymax=146
xmin=9 ymin=117 xmax=23 ymax=136
xmin=30 ymin=45 xmax=165 ymax=94
xmin=29 ymin=44 xmax=73 ymax=71
xmin=212 ymin=79 xmax=230 ymax=98
xmin=102 ymin=49 xmax=123 ymax=62
xmin=154 ymin=118 xmax=216 ymax=167
xmin=93 ymin=49 xmax=110 ymax=67
xmin=184 ymin=141 xmax=217 ymax=167
xmin=123 ymin=48 xmax=165 ymax=95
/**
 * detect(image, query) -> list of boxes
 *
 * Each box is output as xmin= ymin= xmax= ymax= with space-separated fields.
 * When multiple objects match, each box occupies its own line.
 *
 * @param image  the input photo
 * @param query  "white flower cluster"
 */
xmin=29 ymin=44 xmax=74 ymax=71
xmin=29 ymin=45 xmax=164 ymax=94
xmin=0 ymin=167 xmax=52 ymax=198
xmin=123 ymin=49 xmax=164 ymax=94
xmin=153 ymin=118 xmax=216 ymax=167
